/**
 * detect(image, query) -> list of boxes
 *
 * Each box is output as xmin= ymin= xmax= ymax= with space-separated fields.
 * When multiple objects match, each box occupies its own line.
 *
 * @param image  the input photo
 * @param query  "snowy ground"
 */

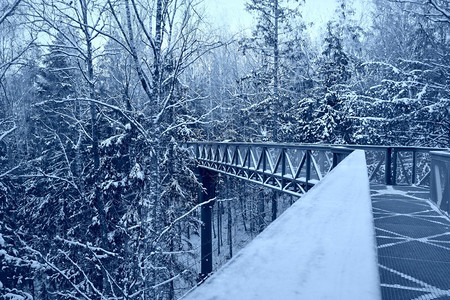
xmin=182 ymin=150 xmax=381 ymax=300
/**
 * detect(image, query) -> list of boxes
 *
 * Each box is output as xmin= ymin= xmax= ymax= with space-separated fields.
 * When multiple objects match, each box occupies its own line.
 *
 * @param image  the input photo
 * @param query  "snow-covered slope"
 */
xmin=182 ymin=150 xmax=381 ymax=300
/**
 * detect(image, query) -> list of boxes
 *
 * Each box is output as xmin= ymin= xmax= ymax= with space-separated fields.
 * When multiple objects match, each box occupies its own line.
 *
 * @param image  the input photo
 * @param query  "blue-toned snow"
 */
xmin=182 ymin=150 xmax=381 ymax=300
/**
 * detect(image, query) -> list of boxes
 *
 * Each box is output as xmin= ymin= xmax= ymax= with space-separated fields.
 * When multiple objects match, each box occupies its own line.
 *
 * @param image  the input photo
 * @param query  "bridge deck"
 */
xmin=371 ymin=185 xmax=450 ymax=299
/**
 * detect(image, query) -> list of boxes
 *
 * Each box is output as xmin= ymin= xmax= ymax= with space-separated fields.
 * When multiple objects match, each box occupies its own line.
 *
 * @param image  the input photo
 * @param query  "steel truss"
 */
xmin=187 ymin=142 xmax=447 ymax=280
xmin=188 ymin=142 xmax=352 ymax=197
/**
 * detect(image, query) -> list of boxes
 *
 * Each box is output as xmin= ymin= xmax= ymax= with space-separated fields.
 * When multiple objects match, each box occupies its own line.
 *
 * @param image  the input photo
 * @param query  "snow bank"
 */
xmin=182 ymin=150 xmax=380 ymax=300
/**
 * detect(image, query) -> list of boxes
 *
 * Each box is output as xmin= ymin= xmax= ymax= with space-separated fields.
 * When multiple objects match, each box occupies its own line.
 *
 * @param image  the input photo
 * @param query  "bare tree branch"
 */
xmin=0 ymin=0 xmax=22 ymax=25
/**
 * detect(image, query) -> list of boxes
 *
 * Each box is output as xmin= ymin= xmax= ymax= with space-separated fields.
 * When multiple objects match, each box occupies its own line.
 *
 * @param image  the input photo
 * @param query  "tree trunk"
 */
xmin=258 ymin=190 xmax=265 ymax=233
xmin=272 ymin=0 xmax=279 ymax=142
xmin=80 ymin=0 xmax=108 ymax=295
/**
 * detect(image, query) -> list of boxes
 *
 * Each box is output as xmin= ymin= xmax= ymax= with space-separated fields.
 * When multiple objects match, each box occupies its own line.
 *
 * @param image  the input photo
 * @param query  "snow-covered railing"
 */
xmin=430 ymin=151 xmax=450 ymax=214
xmin=187 ymin=142 xmax=352 ymax=197
xmin=182 ymin=151 xmax=381 ymax=300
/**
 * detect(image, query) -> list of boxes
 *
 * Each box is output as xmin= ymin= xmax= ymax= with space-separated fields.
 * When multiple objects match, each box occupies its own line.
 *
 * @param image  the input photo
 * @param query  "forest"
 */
xmin=0 ymin=0 xmax=449 ymax=299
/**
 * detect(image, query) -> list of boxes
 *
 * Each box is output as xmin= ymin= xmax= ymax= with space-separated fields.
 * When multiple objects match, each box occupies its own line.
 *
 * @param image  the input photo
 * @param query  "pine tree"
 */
xmin=243 ymin=0 xmax=303 ymax=142
xmin=304 ymin=21 xmax=352 ymax=143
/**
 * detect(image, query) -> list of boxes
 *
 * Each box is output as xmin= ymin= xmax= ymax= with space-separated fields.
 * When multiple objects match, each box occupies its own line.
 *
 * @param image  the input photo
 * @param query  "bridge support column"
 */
xmin=198 ymin=168 xmax=216 ymax=281
xmin=271 ymin=192 xmax=278 ymax=221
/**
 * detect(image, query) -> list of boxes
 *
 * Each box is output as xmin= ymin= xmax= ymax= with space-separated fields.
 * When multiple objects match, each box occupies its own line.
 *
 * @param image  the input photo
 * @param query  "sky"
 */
xmin=202 ymin=0 xmax=371 ymax=40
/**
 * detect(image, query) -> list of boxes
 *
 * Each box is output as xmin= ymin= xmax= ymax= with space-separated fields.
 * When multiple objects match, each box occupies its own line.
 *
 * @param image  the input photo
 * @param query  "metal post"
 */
xmin=247 ymin=146 xmax=252 ymax=179
xmin=224 ymin=145 xmax=228 ymax=164
xmin=306 ymin=150 xmax=311 ymax=191
xmin=412 ymin=151 xmax=417 ymax=185
xmin=430 ymin=155 xmax=438 ymax=207
xmin=198 ymin=168 xmax=216 ymax=281
xmin=262 ymin=147 xmax=267 ymax=183
xmin=247 ymin=146 xmax=251 ymax=173
xmin=281 ymin=148 xmax=286 ymax=189
xmin=392 ymin=149 xmax=398 ymax=186
xmin=331 ymin=147 xmax=352 ymax=169
xmin=385 ymin=148 xmax=392 ymax=185
xmin=332 ymin=153 xmax=338 ymax=169
xmin=195 ymin=144 xmax=199 ymax=159
xmin=224 ymin=145 xmax=229 ymax=173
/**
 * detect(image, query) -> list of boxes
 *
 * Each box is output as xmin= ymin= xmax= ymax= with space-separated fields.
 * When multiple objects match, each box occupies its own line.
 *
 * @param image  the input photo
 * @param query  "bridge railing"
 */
xmin=186 ymin=142 xmax=447 ymax=280
xmin=187 ymin=142 xmax=446 ymax=189
xmin=187 ymin=142 xmax=352 ymax=196
xmin=345 ymin=145 xmax=445 ymax=186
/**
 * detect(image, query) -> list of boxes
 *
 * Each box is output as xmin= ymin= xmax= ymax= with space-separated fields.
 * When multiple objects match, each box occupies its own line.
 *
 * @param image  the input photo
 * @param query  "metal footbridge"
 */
xmin=185 ymin=142 xmax=450 ymax=300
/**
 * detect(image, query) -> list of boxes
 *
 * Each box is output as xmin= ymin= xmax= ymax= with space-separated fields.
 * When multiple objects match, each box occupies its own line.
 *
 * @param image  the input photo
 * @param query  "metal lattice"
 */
xmin=189 ymin=143 xmax=351 ymax=197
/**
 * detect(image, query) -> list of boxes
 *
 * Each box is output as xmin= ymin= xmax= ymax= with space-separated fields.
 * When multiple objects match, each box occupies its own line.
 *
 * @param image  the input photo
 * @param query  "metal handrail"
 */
xmin=188 ymin=142 xmax=353 ymax=197
xmin=187 ymin=142 xmax=448 ymax=187
xmin=187 ymin=141 xmax=445 ymax=152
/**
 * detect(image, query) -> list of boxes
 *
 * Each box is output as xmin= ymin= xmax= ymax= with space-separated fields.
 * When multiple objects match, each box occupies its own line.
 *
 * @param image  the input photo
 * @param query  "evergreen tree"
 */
xmin=298 ymin=21 xmax=352 ymax=144
xmin=243 ymin=0 xmax=304 ymax=142
xmin=350 ymin=0 xmax=450 ymax=146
